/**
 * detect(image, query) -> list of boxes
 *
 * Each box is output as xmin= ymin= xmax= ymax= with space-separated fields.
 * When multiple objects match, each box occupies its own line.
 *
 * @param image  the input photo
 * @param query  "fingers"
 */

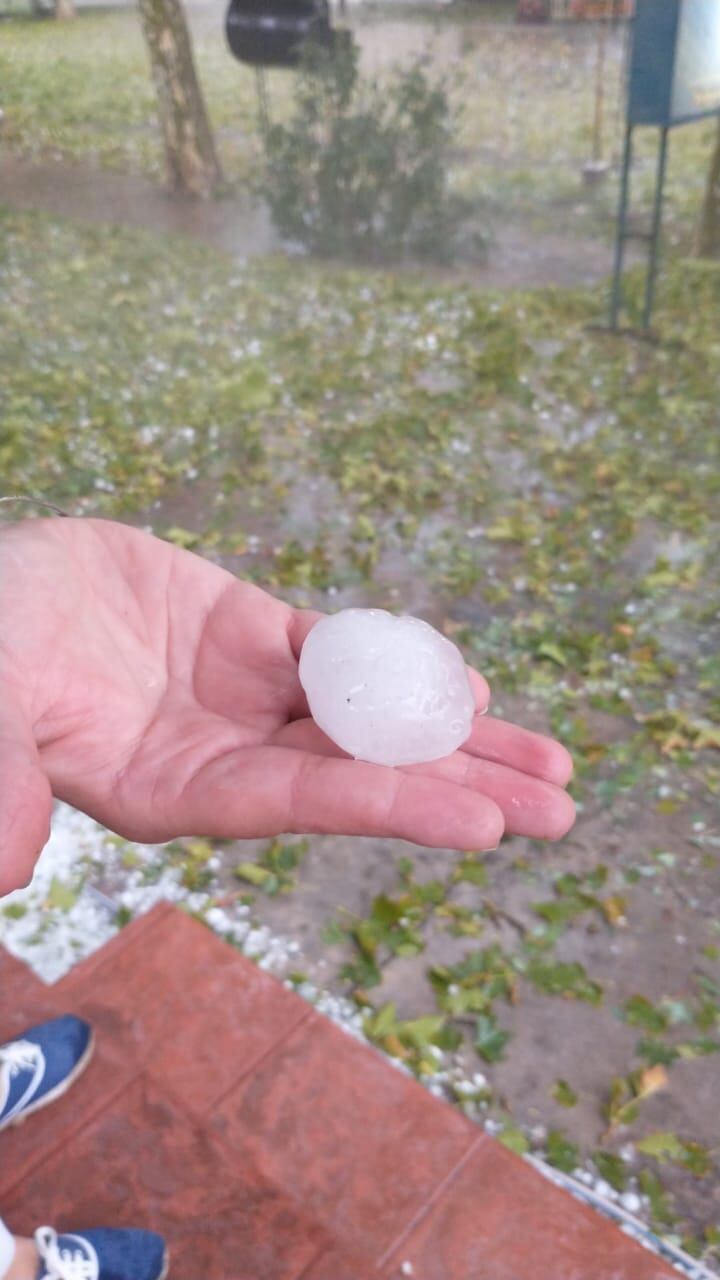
xmin=0 ymin=691 xmax=53 ymax=896
xmin=404 ymin=751 xmax=576 ymax=841
xmin=272 ymin=718 xmax=575 ymax=841
xmin=286 ymin=608 xmax=326 ymax=663
xmin=274 ymin=713 xmax=573 ymax=791
xmin=284 ymin=608 xmax=325 ymax=722
xmin=176 ymin=745 xmax=506 ymax=852
xmin=467 ymin=666 xmax=490 ymax=713
xmin=463 ymin=715 xmax=574 ymax=787
xmin=272 ymin=717 xmax=347 ymax=757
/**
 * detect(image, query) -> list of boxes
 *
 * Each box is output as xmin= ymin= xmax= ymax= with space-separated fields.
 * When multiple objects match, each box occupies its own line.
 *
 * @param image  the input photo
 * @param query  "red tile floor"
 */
xmin=1 ymin=903 xmax=677 ymax=1279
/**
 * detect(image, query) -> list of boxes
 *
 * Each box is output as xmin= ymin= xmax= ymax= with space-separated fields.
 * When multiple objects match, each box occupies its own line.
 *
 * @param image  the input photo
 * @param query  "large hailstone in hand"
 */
xmin=298 ymin=608 xmax=475 ymax=766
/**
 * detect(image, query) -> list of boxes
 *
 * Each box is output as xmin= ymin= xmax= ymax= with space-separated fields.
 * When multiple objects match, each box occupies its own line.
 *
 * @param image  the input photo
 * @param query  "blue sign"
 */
xmin=629 ymin=0 xmax=720 ymax=126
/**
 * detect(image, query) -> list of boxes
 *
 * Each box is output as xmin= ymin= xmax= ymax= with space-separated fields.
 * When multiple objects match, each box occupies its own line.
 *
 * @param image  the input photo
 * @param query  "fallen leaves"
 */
xmin=552 ymin=1079 xmax=579 ymax=1108
xmin=636 ymin=1132 xmax=714 ymax=1177
xmin=234 ymin=838 xmax=309 ymax=897
xmin=639 ymin=710 xmax=720 ymax=757
xmin=605 ymin=1065 xmax=668 ymax=1133
xmin=362 ymin=1001 xmax=460 ymax=1074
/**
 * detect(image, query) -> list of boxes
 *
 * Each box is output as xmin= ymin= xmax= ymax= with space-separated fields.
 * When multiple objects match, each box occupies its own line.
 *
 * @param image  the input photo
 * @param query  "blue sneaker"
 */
xmin=0 ymin=1015 xmax=94 ymax=1131
xmin=35 ymin=1227 xmax=168 ymax=1280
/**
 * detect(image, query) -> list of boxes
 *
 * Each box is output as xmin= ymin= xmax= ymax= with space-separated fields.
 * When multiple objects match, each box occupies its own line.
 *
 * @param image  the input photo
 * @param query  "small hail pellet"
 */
xmin=298 ymin=608 xmax=475 ymax=766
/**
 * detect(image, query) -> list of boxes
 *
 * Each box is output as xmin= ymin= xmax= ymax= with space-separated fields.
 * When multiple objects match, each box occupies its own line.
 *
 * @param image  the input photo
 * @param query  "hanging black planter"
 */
xmin=225 ymin=0 xmax=336 ymax=68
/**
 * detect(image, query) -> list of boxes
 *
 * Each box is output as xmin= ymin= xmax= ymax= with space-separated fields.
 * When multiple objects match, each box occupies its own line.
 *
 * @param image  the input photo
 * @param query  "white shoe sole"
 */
xmin=157 ymin=1248 xmax=170 ymax=1280
xmin=0 ymin=1029 xmax=96 ymax=1132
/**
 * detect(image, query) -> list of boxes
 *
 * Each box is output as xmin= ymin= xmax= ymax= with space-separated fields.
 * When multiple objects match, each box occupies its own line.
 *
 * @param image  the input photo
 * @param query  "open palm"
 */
xmin=0 ymin=518 xmax=575 ymax=896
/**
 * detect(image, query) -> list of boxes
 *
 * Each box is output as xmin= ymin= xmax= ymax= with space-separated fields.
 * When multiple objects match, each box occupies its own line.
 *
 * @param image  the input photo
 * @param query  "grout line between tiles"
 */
xmin=202 ymin=1005 xmax=317 ymax=1120
xmin=295 ymin=1245 xmax=377 ymax=1279
xmin=0 ymin=1067 xmax=145 ymax=1198
xmin=374 ymin=1132 xmax=489 ymax=1273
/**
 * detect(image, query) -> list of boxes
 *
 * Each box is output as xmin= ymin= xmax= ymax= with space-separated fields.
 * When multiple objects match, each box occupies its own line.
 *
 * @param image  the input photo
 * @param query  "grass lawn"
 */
xmin=1 ymin=204 xmax=719 ymax=1260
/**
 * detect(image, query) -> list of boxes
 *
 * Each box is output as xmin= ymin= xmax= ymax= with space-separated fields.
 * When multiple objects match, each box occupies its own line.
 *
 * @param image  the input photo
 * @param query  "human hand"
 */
xmin=0 ymin=518 xmax=574 ymax=895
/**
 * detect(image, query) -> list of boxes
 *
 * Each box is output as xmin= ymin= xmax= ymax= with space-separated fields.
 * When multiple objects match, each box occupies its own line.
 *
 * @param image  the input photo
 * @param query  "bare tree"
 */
xmin=137 ymin=0 xmax=224 ymax=199
xmin=697 ymin=117 xmax=720 ymax=258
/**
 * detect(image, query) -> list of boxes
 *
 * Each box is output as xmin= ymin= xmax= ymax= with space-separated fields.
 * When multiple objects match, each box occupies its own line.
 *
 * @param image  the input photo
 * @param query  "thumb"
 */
xmin=0 ymin=690 xmax=53 ymax=897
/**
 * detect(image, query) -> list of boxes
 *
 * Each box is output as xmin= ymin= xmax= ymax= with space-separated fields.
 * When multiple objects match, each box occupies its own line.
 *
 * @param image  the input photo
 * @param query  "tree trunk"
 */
xmin=697 ymin=117 xmax=720 ymax=258
xmin=55 ymin=0 xmax=76 ymax=18
xmin=137 ymin=0 xmax=224 ymax=199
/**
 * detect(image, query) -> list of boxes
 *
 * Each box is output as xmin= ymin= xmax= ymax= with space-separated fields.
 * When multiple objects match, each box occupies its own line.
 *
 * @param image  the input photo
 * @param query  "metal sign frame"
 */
xmin=609 ymin=0 xmax=720 ymax=334
xmin=609 ymin=123 xmax=670 ymax=333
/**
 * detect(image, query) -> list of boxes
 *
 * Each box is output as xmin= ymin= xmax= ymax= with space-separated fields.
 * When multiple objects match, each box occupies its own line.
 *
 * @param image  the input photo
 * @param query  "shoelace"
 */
xmin=35 ymin=1227 xmax=99 ymax=1280
xmin=0 ymin=1040 xmax=43 ymax=1117
xmin=0 ymin=1040 xmax=41 ymax=1076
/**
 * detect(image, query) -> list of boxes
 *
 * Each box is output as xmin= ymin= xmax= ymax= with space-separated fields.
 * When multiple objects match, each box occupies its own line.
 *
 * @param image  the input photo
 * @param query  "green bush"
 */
xmin=260 ymin=39 xmax=470 ymax=264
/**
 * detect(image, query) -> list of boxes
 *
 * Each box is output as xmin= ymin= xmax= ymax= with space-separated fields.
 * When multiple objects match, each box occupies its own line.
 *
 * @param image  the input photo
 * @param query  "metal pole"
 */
xmin=642 ymin=125 xmax=669 ymax=332
xmin=610 ymin=122 xmax=633 ymax=329
xmin=255 ymin=66 xmax=270 ymax=133
xmin=592 ymin=13 xmax=608 ymax=163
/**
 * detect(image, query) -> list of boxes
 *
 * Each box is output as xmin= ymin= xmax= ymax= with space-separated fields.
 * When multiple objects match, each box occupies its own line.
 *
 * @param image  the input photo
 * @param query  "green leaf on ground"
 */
xmin=621 ymin=995 xmax=670 ymax=1032
xmin=234 ymin=862 xmax=275 ymax=888
xmin=2 ymin=903 xmax=27 ymax=919
xmin=546 ymin=1130 xmax=579 ymax=1173
xmin=636 ymin=1038 xmax=680 ymax=1066
xmin=47 ymin=878 xmax=79 ymax=911
xmin=639 ymin=1169 xmax=675 ymax=1227
xmin=320 ymin=920 xmax=347 ymax=945
xmin=363 ymin=1002 xmax=397 ymax=1041
xmin=637 ymin=1132 xmax=714 ymax=1176
xmin=498 ymin=1124 xmax=529 ymax=1155
xmin=592 ymin=1151 xmax=628 ymax=1191
xmin=453 ymin=859 xmax=489 ymax=887
xmin=524 ymin=958 xmax=603 ymax=1004
xmin=636 ymin=1132 xmax=686 ymax=1162
xmin=475 ymin=1013 xmax=511 ymax=1062
xmin=552 ymin=1079 xmax=578 ymax=1108
xmin=605 ymin=1065 xmax=668 ymax=1131
xmin=676 ymin=1038 xmax=720 ymax=1058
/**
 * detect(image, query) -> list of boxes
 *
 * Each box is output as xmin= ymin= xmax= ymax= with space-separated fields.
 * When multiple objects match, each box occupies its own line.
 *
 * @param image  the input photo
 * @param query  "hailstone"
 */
xmin=298 ymin=608 xmax=475 ymax=766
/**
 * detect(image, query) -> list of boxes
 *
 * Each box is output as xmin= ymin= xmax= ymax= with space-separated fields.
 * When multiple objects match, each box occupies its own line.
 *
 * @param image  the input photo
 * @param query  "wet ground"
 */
xmin=0 ymin=151 xmax=623 ymax=289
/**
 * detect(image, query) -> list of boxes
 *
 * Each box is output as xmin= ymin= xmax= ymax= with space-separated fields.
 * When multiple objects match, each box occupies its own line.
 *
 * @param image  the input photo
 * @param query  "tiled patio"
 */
xmin=0 ymin=903 xmax=677 ymax=1279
